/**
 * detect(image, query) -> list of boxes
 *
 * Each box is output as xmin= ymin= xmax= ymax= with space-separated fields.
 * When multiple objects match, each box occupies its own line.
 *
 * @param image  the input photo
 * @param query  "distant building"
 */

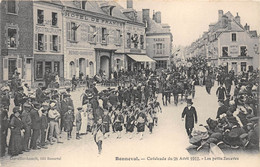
xmin=187 ymin=10 xmax=259 ymax=74
xmin=143 ymin=9 xmax=173 ymax=69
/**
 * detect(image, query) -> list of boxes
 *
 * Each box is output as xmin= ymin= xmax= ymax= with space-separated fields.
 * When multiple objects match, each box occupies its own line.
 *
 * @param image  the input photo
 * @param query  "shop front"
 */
xmin=34 ymin=54 xmax=63 ymax=86
xmin=127 ymin=54 xmax=155 ymax=71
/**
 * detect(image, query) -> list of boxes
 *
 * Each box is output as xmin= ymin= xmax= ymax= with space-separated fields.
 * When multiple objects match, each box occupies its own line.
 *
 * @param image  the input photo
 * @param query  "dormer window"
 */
xmin=100 ymin=2 xmax=115 ymax=16
xmin=82 ymin=1 xmax=87 ymax=10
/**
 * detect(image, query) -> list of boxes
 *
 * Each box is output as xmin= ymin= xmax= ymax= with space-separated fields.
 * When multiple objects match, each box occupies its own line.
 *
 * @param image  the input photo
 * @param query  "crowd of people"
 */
xmin=186 ymin=63 xmax=259 ymax=155
xmin=0 ymin=58 xmax=259 ymax=157
xmin=0 ymin=68 xmax=162 ymax=157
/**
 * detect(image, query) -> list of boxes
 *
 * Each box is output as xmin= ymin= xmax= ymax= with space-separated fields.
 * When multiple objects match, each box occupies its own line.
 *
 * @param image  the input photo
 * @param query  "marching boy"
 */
xmin=102 ymin=109 xmax=111 ymax=138
xmin=94 ymin=118 xmax=104 ymax=155
xmin=126 ymin=110 xmax=135 ymax=139
xmin=113 ymin=109 xmax=124 ymax=139
xmin=146 ymin=107 xmax=154 ymax=134
xmin=76 ymin=107 xmax=83 ymax=139
xmin=64 ymin=107 xmax=75 ymax=140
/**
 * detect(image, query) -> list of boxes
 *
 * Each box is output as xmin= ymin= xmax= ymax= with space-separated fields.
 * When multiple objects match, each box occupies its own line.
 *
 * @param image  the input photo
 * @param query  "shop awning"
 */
xmin=127 ymin=54 xmax=156 ymax=62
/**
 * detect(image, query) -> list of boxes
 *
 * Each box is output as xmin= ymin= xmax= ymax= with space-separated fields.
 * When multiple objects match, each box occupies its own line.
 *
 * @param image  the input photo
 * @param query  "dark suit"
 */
xmin=30 ymin=108 xmax=41 ymax=149
xmin=182 ymin=106 xmax=197 ymax=137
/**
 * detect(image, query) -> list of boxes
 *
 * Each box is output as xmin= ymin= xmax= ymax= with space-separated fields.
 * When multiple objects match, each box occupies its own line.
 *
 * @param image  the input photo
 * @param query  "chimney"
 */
xmin=235 ymin=12 xmax=240 ymax=24
xmin=227 ymin=19 xmax=232 ymax=30
xmin=221 ymin=15 xmax=228 ymax=28
xmin=127 ymin=0 xmax=133 ymax=9
xmin=218 ymin=10 xmax=223 ymax=21
xmin=244 ymin=23 xmax=250 ymax=31
xmin=142 ymin=9 xmax=150 ymax=22
xmin=154 ymin=11 xmax=161 ymax=23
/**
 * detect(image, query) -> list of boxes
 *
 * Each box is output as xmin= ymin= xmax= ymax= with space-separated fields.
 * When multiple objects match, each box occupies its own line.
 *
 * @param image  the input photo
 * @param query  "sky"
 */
xmin=117 ymin=0 xmax=260 ymax=47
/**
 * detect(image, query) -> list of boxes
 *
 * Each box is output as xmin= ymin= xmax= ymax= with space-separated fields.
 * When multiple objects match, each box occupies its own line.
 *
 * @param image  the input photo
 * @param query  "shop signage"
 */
xmin=154 ymin=38 xmax=165 ymax=42
xmin=68 ymin=50 xmax=94 ymax=56
xmin=230 ymin=45 xmax=239 ymax=56
xmin=35 ymin=25 xmax=62 ymax=34
xmin=63 ymin=11 xmax=123 ymax=27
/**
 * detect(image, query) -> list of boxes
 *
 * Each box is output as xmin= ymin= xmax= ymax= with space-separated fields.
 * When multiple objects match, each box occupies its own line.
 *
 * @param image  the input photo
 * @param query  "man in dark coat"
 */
xmin=182 ymin=99 xmax=198 ymax=138
xmin=36 ymin=83 xmax=45 ymax=104
xmin=216 ymin=83 xmax=227 ymax=100
xmin=21 ymin=103 xmax=32 ymax=151
xmin=60 ymin=94 xmax=73 ymax=131
xmin=30 ymin=102 xmax=42 ymax=149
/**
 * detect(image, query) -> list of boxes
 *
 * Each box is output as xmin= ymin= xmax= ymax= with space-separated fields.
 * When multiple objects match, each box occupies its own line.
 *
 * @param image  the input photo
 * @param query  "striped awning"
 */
xmin=127 ymin=54 xmax=156 ymax=62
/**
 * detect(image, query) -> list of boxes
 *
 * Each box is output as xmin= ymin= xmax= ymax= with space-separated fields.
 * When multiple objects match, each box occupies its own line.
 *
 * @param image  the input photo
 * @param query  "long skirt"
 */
xmin=8 ymin=130 xmax=23 ymax=156
xmin=79 ymin=112 xmax=88 ymax=134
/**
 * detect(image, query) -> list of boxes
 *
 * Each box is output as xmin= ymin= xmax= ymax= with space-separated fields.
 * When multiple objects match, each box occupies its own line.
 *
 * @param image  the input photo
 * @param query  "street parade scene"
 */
xmin=0 ymin=0 xmax=259 ymax=167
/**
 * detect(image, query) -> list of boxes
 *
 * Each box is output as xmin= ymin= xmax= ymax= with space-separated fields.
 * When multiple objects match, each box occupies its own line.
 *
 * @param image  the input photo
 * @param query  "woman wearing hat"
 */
xmin=182 ymin=99 xmax=198 ymax=138
xmin=8 ymin=107 xmax=24 ymax=156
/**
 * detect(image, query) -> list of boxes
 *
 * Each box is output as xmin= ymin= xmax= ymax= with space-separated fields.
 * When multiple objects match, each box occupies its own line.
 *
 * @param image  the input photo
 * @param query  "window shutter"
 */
xmin=58 ymin=36 xmax=61 ymax=52
xmin=49 ymin=35 xmax=53 ymax=51
xmin=99 ymin=27 xmax=102 ymax=43
xmin=86 ymin=59 xmax=89 ymax=67
xmin=87 ymin=25 xmax=91 ymax=42
xmin=3 ymin=58 xmax=8 ymax=80
xmin=106 ymin=29 xmax=109 ymax=44
xmin=163 ymin=44 xmax=165 ymax=54
xmin=44 ymin=35 xmax=47 ymax=51
xmin=153 ymin=44 xmax=156 ymax=54
xmin=35 ymin=34 xmax=38 ymax=50
xmin=17 ymin=58 xmax=22 ymax=74
xmin=67 ymin=22 xmax=71 ymax=41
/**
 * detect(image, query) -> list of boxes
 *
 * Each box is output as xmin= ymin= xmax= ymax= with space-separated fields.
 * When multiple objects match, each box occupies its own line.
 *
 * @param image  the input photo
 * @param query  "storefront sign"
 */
xmin=68 ymin=50 xmax=94 ymax=56
xmin=63 ymin=11 xmax=123 ymax=27
xmin=230 ymin=45 xmax=239 ymax=56
xmin=35 ymin=25 xmax=62 ymax=34
xmin=154 ymin=38 xmax=165 ymax=42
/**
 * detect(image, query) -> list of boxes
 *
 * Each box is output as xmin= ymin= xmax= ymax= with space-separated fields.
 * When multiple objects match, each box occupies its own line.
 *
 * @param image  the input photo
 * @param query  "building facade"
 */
xmin=0 ymin=0 xmax=34 ymax=85
xmin=186 ymin=10 xmax=259 ymax=74
xmin=33 ymin=1 xmax=64 ymax=85
xmin=143 ymin=9 xmax=173 ymax=69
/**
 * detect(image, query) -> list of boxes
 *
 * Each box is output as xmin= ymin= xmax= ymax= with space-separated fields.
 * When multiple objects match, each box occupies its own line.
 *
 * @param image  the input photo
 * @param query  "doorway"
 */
xmin=100 ymin=56 xmax=110 ymax=79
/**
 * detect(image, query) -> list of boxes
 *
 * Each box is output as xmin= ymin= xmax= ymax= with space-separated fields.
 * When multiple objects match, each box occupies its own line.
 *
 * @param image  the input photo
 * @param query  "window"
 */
xmin=82 ymin=1 xmax=87 ymax=9
xmin=133 ymin=34 xmax=138 ymax=49
xmin=240 ymin=46 xmax=247 ymax=56
xmin=50 ymin=35 xmax=59 ymax=52
xmin=231 ymin=33 xmax=236 ymax=42
xmin=7 ymin=28 xmax=17 ymax=48
xmin=222 ymin=46 xmax=228 ymax=57
xmin=241 ymin=62 xmax=246 ymax=72
xmin=140 ymin=35 xmax=144 ymax=49
xmin=70 ymin=22 xmax=78 ymax=41
xmin=37 ymin=9 xmax=44 ymax=24
xmin=7 ymin=0 xmax=17 ymax=14
xmin=127 ymin=33 xmax=131 ymax=48
xmin=101 ymin=27 xmax=107 ymax=43
xmin=115 ymin=30 xmax=121 ymax=45
xmin=36 ymin=62 xmax=43 ymax=79
xmin=52 ymin=12 xmax=58 ymax=26
xmin=54 ymin=62 xmax=60 ymax=74
xmin=156 ymin=43 xmax=163 ymax=54
xmin=88 ymin=25 xmax=96 ymax=43
xmin=38 ymin=34 xmax=44 ymax=51
xmin=156 ymin=60 xmax=167 ymax=69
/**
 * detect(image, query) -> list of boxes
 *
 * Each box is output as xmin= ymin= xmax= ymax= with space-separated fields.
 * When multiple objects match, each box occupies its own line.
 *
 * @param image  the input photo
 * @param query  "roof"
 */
xmin=146 ymin=17 xmax=171 ymax=35
xmin=249 ymin=31 xmax=258 ymax=37
xmin=60 ymin=0 xmax=143 ymax=24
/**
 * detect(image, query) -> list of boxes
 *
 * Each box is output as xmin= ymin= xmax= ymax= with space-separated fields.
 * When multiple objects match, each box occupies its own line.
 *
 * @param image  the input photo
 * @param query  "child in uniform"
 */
xmin=64 ymin=107 xmax=75 ymax=140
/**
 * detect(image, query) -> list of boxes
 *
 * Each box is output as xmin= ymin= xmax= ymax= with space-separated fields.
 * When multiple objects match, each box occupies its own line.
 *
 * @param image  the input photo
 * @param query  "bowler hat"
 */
xmin=186 ymin=99 xmax=193 ymax=105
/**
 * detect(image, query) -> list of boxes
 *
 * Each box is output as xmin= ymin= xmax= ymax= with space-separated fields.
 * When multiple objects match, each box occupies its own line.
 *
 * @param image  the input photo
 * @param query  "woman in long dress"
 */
xmin=79 ymin=104 xmax=88 ymax=135
xmin=8 ymin=107 xmax=24 ymax=156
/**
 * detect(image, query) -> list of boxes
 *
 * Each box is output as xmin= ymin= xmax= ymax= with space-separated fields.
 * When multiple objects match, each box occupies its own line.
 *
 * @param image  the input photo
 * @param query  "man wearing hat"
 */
xmin=1 ymin=87 xmax=10 ymax=111
xmin=14 ymin=86 xmax=27 ymax=107
xmin=48 ymin=102 xmax=63 ymax=144
xmin=61 ymin=94 xmax=74 ymax=132
xmin=216 ymin=83 xmax=227 ymax=101
xmin=182 ymin=99 xmax=198 ymax=138
xmin=21 ymin=103 xmax=32 ymax=152
xmin=0 ymin=104 xmax=9 ymax=157
xmin=36 ymin=83 xmax=46 ymax=104
xmin=30 ymin=102 xmax=42 ymax=150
